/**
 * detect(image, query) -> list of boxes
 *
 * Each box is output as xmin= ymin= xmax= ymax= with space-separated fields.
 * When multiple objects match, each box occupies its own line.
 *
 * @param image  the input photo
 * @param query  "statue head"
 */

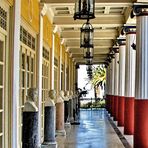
xmin=48 ymin=90 xmax=56 ymax=100
xmin=60 ymin=90 xmax=64 ymax=98
xmin=64 ymin=90 xmax=69 ymax=97
xmin=27 ymin=88 xmax=38 ymax=102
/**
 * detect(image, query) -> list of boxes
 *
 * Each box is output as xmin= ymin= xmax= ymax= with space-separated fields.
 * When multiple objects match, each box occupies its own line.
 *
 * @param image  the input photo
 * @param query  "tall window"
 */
xmin=0 ymin=33 xmax=5 ymax=148
xmin=41 ymin=46 xmax=50 ymax=138
xmin=19 ymin=26 xmax=36 ymax=147
xmin=0 ymin=4 xmax=8 ymax=147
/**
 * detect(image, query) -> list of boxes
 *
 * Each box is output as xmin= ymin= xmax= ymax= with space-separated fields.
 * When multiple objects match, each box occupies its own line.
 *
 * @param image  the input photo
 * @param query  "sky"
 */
xmin=78 ymin=65 xmax=98 ymax=99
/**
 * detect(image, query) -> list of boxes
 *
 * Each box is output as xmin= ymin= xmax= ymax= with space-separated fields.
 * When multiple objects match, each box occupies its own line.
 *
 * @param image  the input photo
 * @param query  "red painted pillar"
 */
xmin=118 ymin=96 xmax=125 ymax=126
xmin=134 ymin=100 xmax=148 ymax=148
xmin=124 ymin=97 xmax=134 ymax=134
xmin=124 ymin=26 xmax=136 ymax=135
xmin=117 ymin=39 xmax=126 ymax=123
xmin=114 ymin=95 xmax=118 ymax=121
xmin=113 ymin=48 xmax=119 ymax=120
xmin=133 ymin=4 xmax=148 ymax=148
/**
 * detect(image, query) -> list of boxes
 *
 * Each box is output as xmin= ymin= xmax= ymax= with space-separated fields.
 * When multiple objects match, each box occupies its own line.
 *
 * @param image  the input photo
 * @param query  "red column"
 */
xmin=133 ymin=4 xmax=148 ymax=148
xmin=114 ymin=95 xmax=118 ymax=121
xmin=124 ymin=26 xmax=136 ymax=135
xmin=118 ymin=96 xmax=125 ymax=126
xmin=124 ymin=97 xmax=134 ymax=134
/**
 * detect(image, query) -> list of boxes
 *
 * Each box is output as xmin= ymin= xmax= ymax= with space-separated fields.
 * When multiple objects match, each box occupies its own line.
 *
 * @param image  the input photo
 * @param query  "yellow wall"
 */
xmin=21 ymin=0 xmax=39 ymax=33
xmin=62 ymin=45 xmax=66 ymax=64
xmin=43 ymin=15 xmax=52 ymax=49
xmin=7 ymin=0 xmax=13 ymax=5
xmin=54 ymin=33 xmax=60 ymax=59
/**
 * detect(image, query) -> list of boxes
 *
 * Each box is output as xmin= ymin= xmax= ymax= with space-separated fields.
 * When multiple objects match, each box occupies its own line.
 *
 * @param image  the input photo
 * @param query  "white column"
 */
xmin=105 ymin=66 xmax=108 ymax=95
xmin=118 ymin=40 xmax=126 ymax=97
xmin=59 ymin=44 xmax=62 ymax=91
xmin=51 ymin=34 xmax=55 ymax=89
xmin=108 ymin=63 xmax=112 ymax=95
xmin=111 ymin=58 xmax=115 ymax=95
xmin=135 ymin=14 xmax=148 ymax=99
xmin=125 ymin=29 xmax=136 ymax=97
xmin=114 ymin=50 xmax=119 ymax=96
xmin=11 ymin=0 xmax=21 ymax=147
xmin=37 ymin=4 xmax=47 ymax=145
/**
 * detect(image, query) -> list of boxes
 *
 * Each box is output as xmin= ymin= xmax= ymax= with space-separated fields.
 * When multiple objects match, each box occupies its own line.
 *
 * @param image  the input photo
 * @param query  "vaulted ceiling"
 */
xmin=41 ymin=0 xmax=137 ymax=64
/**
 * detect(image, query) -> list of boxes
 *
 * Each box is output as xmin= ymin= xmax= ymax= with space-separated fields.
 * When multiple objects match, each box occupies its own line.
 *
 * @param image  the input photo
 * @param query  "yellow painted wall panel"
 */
xmin=62 ymin=45 xmax=66 ymax=63
xmin=21 ymin=0 xmax=39 ymax=33
xmin=54 ymin=33 xmax=60 ymax=58
xmin=7 ymin=0 xmax=13 ymax=5
xmin=43 ymin=15 xmax=52 ymax=48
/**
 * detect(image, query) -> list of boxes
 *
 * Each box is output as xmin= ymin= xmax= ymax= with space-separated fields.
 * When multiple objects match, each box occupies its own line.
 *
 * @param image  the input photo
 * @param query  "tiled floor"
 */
xmin=56 ymin=109 xmax=125 ymax=148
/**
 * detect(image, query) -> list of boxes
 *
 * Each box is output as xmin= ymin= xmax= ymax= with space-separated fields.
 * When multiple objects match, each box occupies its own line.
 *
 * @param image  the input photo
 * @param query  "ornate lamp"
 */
xmin=86 ymin=58 xmax=93 ymax=65
xmin=80 ymin=21 xmax=94 ymax=48
xmin=74 ymin=0 xmax=95 ymax=20
xmin=83 ymin=48 xmax=94 ymax=58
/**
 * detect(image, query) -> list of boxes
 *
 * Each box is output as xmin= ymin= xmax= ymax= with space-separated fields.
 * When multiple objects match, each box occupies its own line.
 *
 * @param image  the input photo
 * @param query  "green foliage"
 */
xmin=81 ymin=99 xmax=106 ymax=109
xmin=92 ymin=65 xmax=106 ymax=87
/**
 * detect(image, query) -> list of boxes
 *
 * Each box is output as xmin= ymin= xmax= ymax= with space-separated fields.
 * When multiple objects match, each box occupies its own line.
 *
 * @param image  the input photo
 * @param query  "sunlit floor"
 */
xmin=56 ymin=109 xmax=125 ymax=148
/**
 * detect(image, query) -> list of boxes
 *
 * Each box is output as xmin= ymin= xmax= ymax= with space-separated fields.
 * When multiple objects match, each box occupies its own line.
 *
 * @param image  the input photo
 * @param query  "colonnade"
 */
xmin=106 ymin=4 xmax=148 ymax=148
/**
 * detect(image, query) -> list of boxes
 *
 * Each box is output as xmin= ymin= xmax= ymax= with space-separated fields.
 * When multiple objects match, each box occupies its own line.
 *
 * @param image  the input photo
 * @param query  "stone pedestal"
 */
xmin=56 ymin=102 xmax=66 ymax=136
xmin=42 ymin=106 xmax=57 ymax=148
xmin=22 ymin=112 xmax=39 ymax=148
xmin=69 ymin=98 xmax=74 ymax=123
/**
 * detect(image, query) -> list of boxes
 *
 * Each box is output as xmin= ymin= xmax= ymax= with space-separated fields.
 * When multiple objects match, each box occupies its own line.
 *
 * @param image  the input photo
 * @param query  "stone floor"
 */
xmin=56 ymin=109 xmax=125 ymax=148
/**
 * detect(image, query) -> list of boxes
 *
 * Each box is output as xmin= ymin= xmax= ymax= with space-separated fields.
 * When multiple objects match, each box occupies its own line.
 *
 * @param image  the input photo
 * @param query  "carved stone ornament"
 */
xmin=64 ymin=91 xmax=70 ymax=101
xmin=24 ymin=88 xmax=38 ymax=112
xmin=69 ymin=91 xmax=74 ymax=100
xmin=45 ymin=90 xmax=56 ymax=106
xmin=56 ymin=90 xmax=64 ymax=103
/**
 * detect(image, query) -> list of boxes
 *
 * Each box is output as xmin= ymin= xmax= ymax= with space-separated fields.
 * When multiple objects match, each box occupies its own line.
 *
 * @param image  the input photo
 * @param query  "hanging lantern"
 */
xmin=83 ymin=48 xmax=94 ymax=59
xmin=80 ymin=21 xmax=94 ymax=48
xmin=86 ymin=58 xmax=93 ymax=65
xmin=86 ymin=65 xmax=92 ymax=71
xmin=74 ymin=0 xmax=95 ymax=20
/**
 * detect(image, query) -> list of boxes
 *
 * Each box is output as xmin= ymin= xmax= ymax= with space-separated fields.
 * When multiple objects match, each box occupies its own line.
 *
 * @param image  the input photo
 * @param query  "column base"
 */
xmin=124 ymin=97 xmax=134 ymax=135
xmin=114 ymin=96 xmax=118 ymax=121
xmin=42 ymin=142 xmax=57 ymax=148
xmin=65 ymin=122 xmax=71 ymax=128
xmin=134 ymin=99 xmax=148 ymax=148
xmin=56 ymin=129 xmax=66 ymax=136
xmin=118 ymin=96 xmax=125 ymax=126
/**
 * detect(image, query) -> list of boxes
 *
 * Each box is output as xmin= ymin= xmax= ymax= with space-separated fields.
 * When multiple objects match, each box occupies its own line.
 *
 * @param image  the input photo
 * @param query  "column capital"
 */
xmin=121 ymin=26 xmax=136 ymax=35
xmin=112 ymin=46 xmax=119 ymax=53
xmin=40 ymin=3 xmax=48 ymax=16
xmin=133 ymin=3 xmax=148 ymax=16
xmin=117 ymin=38 xmax=126 ymax=46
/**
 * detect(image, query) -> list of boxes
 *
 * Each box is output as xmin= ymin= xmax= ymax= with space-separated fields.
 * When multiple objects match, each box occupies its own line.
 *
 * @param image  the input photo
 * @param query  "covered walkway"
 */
xmin=57 ymin=109 xmax=126 ymax=148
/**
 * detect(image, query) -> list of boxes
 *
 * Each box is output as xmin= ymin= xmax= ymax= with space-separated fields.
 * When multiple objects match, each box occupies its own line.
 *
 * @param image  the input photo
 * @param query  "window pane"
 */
xmin=27 ymin=56 xmax=29 ymax=71
xmin=31 ymin=58 xmax=33 ymax=72
xmin=0 ymin=41 xmax=3 ymax=62
xmin=0 ymin=112 xmax=3 ymax=133
xmin=22 ymin=71 xmax=25 ymax=87
xmin=0 ymin=89 xmax=3 ymax=110
xmin=22 ymin=54 xmax=25 ymax=69
xmin=0 ymin=65 xmax=3 ymax=86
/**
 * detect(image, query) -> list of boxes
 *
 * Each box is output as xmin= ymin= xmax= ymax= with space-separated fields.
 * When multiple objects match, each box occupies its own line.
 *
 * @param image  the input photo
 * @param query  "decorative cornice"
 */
xmin=133 ymin=3 xmax=148 ymax=17
xmin=117 ymin=38 xmax=126 ymax=46
xmin=112 ymin=46 xmax=119 ymax=53
xmin=121 ymin=26 xmax=136 ymax=35
xmin=40 ymin=3 xmax=48 ymax=16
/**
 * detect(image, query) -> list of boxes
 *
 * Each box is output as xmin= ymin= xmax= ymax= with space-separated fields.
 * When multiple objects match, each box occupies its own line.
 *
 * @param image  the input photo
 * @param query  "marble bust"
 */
xmin=64 ymin=91 xmax=70 ymax=101
xmin=56 ymin=90 xmax=64 ymax=103
xmin=45 ymin=90 xmax=56 ymax=106
xmin=24 ymin=88 xmax=38 ymax=112
xmin=69 ymin=91 xmax=73 ymax=100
